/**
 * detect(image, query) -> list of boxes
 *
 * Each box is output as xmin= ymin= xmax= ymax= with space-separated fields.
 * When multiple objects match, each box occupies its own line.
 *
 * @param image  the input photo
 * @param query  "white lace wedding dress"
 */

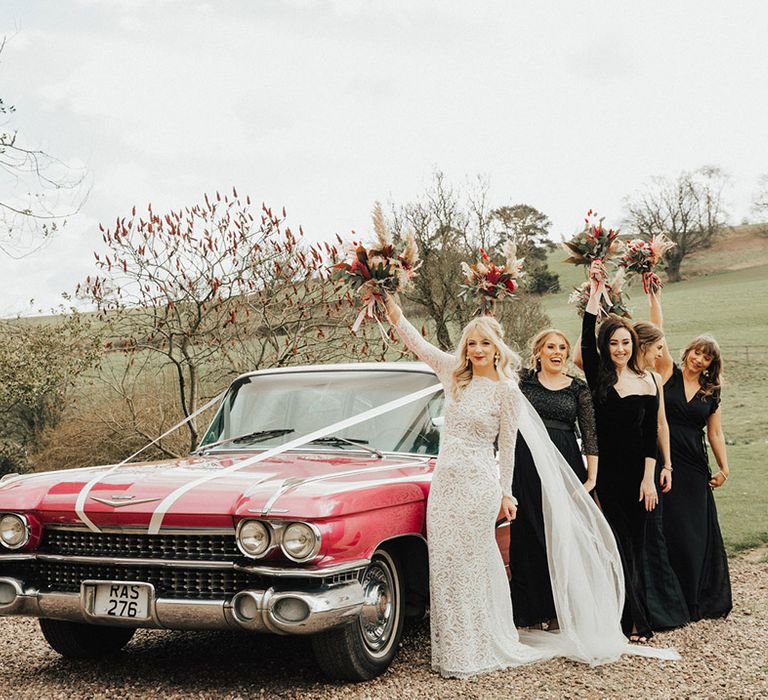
xmin=394 ymin=315 xmax=679 ymax=678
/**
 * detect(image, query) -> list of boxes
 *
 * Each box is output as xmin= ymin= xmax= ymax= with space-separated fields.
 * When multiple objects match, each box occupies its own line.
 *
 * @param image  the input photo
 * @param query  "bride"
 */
xmin=383 ymin=296 xmax=677 ymax=678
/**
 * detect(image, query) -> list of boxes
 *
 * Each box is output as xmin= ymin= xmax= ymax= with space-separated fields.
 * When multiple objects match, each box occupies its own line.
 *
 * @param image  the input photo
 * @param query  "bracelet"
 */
xmin=717 ymin=470 xmax=729 ymax=481
xmin=661 ymin=466 xmax=673 ymax=472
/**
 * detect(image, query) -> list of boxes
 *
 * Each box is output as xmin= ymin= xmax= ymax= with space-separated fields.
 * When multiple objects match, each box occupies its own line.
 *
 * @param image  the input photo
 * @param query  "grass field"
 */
xmin=542 ymin=246 xmax=768 ymax=554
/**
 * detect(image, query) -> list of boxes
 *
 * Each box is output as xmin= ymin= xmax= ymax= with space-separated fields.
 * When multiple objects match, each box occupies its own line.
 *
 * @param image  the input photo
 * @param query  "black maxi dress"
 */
xmin=642 ymin=455 xmax=690 ymax=630
xmin=581 ymin=311 xmax=658 ymax=638
xmin=662 ymin=365 xmax=732 ymax=620
xmin=508 ymin=369 xmax=599 ymax=627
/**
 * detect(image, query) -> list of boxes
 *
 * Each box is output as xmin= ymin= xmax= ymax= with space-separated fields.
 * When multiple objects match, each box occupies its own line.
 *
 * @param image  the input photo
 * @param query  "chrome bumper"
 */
xmin=0 ymin=575 xmax=366 ymax=635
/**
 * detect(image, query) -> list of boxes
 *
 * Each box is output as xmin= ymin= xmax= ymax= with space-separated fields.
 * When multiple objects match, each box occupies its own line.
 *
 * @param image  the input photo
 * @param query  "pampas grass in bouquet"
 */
xmin=459 ymin=241 xmax=525 ymax=316
xmin=331 ymin=202 xmax=420 ymax=332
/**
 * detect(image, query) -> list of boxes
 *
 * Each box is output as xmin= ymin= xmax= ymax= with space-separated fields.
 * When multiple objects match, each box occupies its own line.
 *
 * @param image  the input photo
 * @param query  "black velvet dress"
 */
xmin=508 ymin=369 xmax=598 ymax=627
xmin=581 ymin=311 xmax=658 ymax=638
xmin=662 ymin=365 xmax=732 ymax=620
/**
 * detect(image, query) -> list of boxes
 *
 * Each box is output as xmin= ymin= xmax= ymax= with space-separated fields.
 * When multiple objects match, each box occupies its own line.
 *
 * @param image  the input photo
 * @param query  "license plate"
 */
xmin=85 ymin=582 xmax=152 ymax=620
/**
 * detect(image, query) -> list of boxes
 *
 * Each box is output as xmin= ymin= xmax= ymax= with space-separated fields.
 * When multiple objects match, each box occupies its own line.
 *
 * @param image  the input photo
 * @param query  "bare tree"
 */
xmin=78 ymin=190 xmax=378 ymax=452
xmin=387 ymin=171 xmax=551 ymax=351
xmin=623 ymin=166 xmax=729 ymax=282
xmin=751 ymin=173 xmax=768 ymax=224
xmin=389 ymin=172 xmax=475 ymax=349
xmin=0 ymin=39 xmax=89 ymax=258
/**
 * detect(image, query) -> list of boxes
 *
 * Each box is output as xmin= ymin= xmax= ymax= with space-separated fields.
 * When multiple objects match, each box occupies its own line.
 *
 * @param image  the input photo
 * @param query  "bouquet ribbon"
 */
xmin=351 ymin=295 xmax=378 ymax=333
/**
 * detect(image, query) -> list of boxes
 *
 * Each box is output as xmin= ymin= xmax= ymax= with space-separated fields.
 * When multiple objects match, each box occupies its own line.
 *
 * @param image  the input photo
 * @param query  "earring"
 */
xmin=494 ymin=352 xmax=500 ymax=366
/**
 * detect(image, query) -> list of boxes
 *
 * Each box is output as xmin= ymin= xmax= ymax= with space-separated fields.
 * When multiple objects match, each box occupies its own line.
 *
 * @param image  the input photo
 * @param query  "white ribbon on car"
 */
xmin=146 ymin=382 xmax=442 ymax=534
xmin=74 ymin=382 xmax=443 ymax=534
xmin=74 ymin=390 xmax=227 ymax=533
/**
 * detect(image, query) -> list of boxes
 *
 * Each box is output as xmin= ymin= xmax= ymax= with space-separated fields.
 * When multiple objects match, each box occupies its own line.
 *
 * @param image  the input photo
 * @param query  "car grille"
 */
xmin=6 ymin=560 xmax=265 ymax=600
xmin=41 ymin=529 xmax=240 ymax=562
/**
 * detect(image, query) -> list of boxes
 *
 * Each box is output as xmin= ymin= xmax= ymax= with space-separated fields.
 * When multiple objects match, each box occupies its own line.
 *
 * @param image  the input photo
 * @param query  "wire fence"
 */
xmin=668 ymin=345 xmax=768 ymax=364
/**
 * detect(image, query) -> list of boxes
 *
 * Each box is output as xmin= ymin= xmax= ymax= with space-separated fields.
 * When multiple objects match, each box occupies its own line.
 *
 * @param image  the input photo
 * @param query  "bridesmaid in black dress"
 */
xmin=581 ymin=263 xmax=661 ymax=642
xmin=649 ymin=292 xmax=732 ymax=620
xmin=632 ymin=321 xmax=690 ymax=630
xmin=508 ymin=329 xmax=599 ymax=627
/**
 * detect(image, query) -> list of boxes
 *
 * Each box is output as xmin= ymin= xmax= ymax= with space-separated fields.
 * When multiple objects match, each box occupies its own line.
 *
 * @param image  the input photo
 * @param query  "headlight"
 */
xmin=281 ymin=522 xmax=321 ymax=562
xmin=237 ymin=520 xmax=271 ymax=558
xmin=0 ymin=514 xmax=30 ymax=550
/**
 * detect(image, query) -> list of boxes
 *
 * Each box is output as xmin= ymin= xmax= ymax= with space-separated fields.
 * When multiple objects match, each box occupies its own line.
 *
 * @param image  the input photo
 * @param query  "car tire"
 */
xmin=311 ymin=548 xmax=405 ymax=681
xmin=39 ymin=619 xmax=136 ymax=659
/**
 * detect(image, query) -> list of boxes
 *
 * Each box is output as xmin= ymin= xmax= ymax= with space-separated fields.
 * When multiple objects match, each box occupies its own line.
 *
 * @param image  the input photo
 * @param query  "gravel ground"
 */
xmin=1 ymin=553 xmax=765 ymax=700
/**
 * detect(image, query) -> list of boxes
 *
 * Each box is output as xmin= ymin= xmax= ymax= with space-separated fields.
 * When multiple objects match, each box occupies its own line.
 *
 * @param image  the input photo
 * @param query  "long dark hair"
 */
xmin=594 ymin=315 xmax=644 ymax=403
xmin=681 ymin=335 xmax=723 ymax=399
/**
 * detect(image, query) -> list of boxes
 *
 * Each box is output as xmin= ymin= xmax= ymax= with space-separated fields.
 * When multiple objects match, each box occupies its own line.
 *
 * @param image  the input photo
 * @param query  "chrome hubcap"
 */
xmin=359 ymin=559 xmax=396 ymax=653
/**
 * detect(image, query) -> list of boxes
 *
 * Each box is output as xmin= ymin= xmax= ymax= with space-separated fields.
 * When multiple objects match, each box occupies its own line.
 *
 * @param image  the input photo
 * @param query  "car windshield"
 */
xmin=199 ymin=369 xmax=445 ymax=456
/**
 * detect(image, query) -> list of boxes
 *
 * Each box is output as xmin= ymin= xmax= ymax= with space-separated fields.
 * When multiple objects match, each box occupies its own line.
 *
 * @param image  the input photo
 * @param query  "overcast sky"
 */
xmin=1 ymin=0 xmax=766 ymax=316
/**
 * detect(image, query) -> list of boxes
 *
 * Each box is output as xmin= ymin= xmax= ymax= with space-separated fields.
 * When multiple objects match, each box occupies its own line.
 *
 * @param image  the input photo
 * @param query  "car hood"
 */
xmin=0 ymin=451 xmax=433 ymax=529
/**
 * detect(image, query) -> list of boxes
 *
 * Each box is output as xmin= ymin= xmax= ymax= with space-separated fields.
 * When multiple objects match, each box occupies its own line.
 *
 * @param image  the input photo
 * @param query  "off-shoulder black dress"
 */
xmin=508 ymin=369 xmax=598 ymax=627
xmin=662 ymin=365 xmax=732 ymax=620
xmin=581 ymin=311 xmax=658 ymax=638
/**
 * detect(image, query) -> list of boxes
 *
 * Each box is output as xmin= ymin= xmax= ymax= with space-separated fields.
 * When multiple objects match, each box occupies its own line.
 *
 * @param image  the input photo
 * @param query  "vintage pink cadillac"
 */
xmin=0 ymin=363 xmax=511 ymax=681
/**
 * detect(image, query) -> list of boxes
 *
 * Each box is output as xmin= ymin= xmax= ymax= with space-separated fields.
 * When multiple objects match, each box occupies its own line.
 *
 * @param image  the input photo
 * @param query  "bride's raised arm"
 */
xmin=384 ymin=295 xmax=455 ymax=384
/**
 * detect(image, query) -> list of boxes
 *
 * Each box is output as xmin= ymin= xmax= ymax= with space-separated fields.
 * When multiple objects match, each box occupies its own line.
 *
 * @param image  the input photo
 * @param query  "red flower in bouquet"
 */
xmin=620 ymin=233 xmax=676 ymax=294
xmin=562 ymin=210 xmax=623 ymax=267
xmin=331 ymin=202 xmax=420 ymax=332
xmin=568 ymin=268 xmax=632 ymax=319
xmin=459 ymin=242 xmax=524 ymax=316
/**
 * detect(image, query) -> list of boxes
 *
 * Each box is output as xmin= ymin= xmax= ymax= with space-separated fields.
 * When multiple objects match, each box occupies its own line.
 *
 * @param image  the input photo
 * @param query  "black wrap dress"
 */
xmin=509 ymin=369 xmax=599 ymax=627
xmin=581 ymin=311 xmax=659 ymax=638
xmin=662 ymin=365 xmax=732 ymax=620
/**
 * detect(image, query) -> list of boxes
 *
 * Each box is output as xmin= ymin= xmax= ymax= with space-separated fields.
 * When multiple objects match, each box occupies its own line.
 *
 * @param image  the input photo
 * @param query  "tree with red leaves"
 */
xmin=78 ymin=189 xmax=382 ymax=452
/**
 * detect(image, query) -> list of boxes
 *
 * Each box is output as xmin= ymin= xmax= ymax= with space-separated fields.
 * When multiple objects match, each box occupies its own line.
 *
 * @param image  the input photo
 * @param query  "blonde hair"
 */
xmin=528 ymin=329 xmax=571 ymax=371
xmin=450 ymin=316 xmax=521 ymax=398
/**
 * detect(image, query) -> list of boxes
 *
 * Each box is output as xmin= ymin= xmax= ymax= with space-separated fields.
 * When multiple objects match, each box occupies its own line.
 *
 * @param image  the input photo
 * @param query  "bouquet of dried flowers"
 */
xmin=562 ymin=210 xmax=623 ymax=267
xmin=331 ymin=202 xmax=420 ymax=332
xmin=569 ymin=268 xmax=632 ymax=319
xmin=458 ymin=241 xmax=525 ymax=315
xmin=620 ymin=234 xmax=676 ymax=294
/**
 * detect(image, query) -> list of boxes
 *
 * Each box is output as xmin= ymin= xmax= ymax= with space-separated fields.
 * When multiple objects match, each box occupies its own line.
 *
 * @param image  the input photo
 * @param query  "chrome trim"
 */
xmin=0 ymin=513 xmax=31 ymax=551
xmin=0 ymin=577 xmax=25 ymax=612
xmin=0 ymin=576 xmax=366 ymax=635
xmin=0 ymin=553 xmax=35 ymax=562
xmin=233 ymin=559 xmax=370 ymax=578
xmin=90 ymin=496 xmax=161 ymax=508
xmin=265 ymin=583 xmax=364 ymax=634
xmin=280 ymin=522 xmax=322 ymax=563
xmin=45 ymin=525 xmax=236 ymax=536
xmin=1 ymin=549 xmax=370 ymax=579
xmin=259 ymin=478 xmax=292 ymax=515
xmin=257 ymin=459 xmax=430 ymax=516
xmin=35 ymin=553 xmax=237 ymax=570
xmin=248 ymin=508 xmax=288 ymax=514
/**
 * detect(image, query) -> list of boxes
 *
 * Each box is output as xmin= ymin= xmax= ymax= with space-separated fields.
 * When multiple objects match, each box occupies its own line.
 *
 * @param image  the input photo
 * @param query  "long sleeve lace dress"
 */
xmin=394 ymin=315 xmax=543 ymax=677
